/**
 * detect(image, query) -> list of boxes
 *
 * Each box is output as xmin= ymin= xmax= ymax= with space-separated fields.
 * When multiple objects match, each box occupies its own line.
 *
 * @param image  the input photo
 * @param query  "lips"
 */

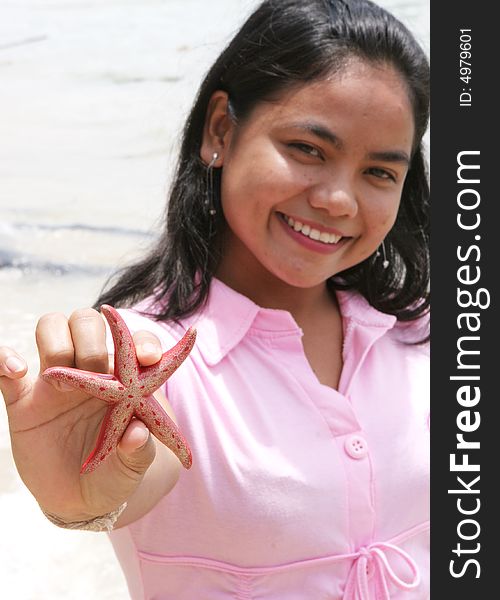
xmin=279 ymin=213 xmax=344 ymax=245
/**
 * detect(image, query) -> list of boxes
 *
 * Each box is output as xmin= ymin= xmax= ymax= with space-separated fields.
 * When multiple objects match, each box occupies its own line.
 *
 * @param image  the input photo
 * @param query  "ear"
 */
xmin=200 ymin=90 xmax=234 ymax=167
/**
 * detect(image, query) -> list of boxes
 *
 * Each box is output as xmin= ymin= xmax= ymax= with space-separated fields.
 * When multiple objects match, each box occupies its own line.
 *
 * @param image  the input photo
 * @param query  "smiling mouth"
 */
xmin=279 ymin=213 xmax=343 ymax=245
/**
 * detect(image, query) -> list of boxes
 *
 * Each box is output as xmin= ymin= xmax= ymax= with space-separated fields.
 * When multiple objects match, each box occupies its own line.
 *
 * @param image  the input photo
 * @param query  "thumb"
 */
xmin=116 ymin=419 xmax=156 ymax=475
xmin=0 ymin=350 xmax=30 ymax=407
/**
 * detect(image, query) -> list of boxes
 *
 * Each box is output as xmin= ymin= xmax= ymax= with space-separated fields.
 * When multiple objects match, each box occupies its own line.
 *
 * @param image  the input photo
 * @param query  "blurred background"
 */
xmin=0 ymin=0 xmax=429 ymax=597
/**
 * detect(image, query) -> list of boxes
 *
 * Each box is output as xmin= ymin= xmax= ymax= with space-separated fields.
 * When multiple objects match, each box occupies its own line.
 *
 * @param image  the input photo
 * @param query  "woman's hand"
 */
xmin=0 ymin=308 xmax=178 ymax=524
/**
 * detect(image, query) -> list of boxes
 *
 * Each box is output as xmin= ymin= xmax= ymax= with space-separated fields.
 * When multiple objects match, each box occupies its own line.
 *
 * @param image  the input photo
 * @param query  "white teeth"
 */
xmin=283 ymin=214 xmax=342 ymax=245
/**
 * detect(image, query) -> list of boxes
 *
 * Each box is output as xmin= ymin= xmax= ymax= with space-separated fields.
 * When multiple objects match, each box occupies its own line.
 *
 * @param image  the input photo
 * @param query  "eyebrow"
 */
xmin=367 ymin=150 xmax=410 ymax=166
xmin=288 ymin=121 xmax=410 ymax=166
xmin=292 ymin=122 xmax=344 ymax=151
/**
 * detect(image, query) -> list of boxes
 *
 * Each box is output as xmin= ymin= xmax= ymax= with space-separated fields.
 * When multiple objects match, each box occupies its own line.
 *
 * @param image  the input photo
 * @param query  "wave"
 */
xmin=0 ymin=35 xmax=48 ymax=51
xmin=7 ymin=221 xmax=154 ymax=238
xmin=0 ymin=248 xmax=111 ymax=277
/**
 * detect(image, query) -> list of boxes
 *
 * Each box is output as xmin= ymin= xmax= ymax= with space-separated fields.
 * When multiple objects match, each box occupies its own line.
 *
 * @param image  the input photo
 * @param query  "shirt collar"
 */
xmin=336 ymin=288 xmax=397 ymax=330
xmin=192 ymin=278 xmax=396 ymax=366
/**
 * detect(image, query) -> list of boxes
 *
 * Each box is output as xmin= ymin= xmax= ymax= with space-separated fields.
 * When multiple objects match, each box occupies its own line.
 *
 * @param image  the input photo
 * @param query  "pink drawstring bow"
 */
xmin=343 ymin=542 xmax=420 ymax=599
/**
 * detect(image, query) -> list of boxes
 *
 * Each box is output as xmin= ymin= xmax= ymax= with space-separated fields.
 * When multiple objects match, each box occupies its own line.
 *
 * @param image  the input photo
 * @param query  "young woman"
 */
xmin=0 ymin=0 xmax=429 ymax=597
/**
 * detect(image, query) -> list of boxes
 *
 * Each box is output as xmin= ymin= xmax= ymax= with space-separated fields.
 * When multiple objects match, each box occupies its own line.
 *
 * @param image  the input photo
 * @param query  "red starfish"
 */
xmin=42 ymin=305 xmax=195 ymax=474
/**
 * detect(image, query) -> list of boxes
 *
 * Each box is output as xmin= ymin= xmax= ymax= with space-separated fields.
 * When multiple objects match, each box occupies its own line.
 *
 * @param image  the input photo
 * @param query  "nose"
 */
xmin=308 ymin=175 xmax=358 ymax=219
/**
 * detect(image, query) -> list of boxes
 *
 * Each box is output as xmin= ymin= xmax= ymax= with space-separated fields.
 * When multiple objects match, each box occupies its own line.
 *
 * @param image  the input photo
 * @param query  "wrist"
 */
xmin=39 ymin=502 xmax=127 ymax=532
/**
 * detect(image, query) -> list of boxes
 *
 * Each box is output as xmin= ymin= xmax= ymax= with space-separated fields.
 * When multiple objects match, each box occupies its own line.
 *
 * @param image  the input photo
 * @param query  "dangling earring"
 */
xmin=376 ymin=240 xmax=390 ymax=269
xmin=205 ymin=152 xmax=218 ymax=216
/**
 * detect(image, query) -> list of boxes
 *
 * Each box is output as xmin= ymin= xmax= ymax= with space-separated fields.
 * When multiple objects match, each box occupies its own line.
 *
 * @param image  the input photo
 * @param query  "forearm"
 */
xmin=114 ymin=437 xmax=181 ymax=528
xmin=113 ymin=387 xmax=183 ymax=528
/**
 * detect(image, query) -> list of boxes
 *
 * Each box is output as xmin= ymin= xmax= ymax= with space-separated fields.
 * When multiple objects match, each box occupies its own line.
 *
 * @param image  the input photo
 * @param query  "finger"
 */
xmin=69 ymin=308 xmax=108 ymax=373
xmin=116 ymin=419 xmax=156 ymax=475
xmin=133 ymin=331 xmax=163 ymax=367
xmin=0 ymin=348 xmax=28 ymax=379
xmin=36 ymin=312 xmax=74 ymax=373
xmin=0 ymin=348 xmax=30 ymax=406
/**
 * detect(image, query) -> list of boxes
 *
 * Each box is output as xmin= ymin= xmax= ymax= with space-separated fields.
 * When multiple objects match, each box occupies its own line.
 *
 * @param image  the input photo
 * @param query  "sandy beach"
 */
xmin=0 ymin=1 xmax=428 ymax=597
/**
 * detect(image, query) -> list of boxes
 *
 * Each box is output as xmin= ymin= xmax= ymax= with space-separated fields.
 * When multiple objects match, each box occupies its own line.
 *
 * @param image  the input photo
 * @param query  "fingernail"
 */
xmin=141 ymin=343 xmax=158 ymax=355
xmin=136 ymin=429 xmax=150 ymax=451
xmin=59 ymin=382 xmax=75 ymax=392
xmin=5 ymin=356 xmax=25 ymax=374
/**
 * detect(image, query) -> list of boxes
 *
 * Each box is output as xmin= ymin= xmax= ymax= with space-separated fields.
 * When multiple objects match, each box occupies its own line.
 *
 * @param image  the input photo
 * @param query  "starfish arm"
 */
xmin=42 ymin=367 xmax=122 ymax=403
xmin=81 ymin=402 xmax=133 ymax=474
xmin=41 ymin=306 xmax=196 ymax=475
xmin=136 ymin=394 xmax=192 ymax=469
xmin=100 ymin=304 xmax=140 ymax=384
xmin=139 ymin=327 xmax=197 ymax=396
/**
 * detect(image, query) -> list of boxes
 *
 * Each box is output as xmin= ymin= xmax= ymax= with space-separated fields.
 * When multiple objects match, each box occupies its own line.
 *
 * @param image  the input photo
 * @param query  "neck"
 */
xmin=214 ymin=228 xmax=341 ymax=322
xmin=215 ymin=263 xmax=336 ymax=323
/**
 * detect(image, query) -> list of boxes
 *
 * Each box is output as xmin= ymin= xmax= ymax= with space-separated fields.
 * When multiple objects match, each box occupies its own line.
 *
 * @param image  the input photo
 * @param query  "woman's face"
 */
xmin=208 ymin=61 xmax=415 ymax=291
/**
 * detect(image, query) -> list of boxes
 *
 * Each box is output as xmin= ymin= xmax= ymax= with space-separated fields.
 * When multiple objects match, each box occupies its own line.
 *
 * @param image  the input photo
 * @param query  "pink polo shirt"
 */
xmin=109 ymin=278 xmax=430 ymax=599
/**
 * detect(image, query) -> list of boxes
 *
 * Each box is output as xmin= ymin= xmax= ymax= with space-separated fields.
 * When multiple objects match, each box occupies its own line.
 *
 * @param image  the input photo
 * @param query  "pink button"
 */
xmin=365 ymin=557 xmax=375 ymax=578
xmin=344 ymin=435 xmax=368 ymax=459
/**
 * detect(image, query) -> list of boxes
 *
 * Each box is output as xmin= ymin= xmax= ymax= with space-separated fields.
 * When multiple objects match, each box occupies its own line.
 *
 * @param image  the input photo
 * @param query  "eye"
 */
xmin=366 ymin=167 xmax=397 ymax=182
xmin=288 ymin=142 xmax=324 ymax=160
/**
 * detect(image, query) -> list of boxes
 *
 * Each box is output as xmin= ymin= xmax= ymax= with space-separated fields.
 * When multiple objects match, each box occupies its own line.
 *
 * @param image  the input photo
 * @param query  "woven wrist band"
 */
xmin=40 ymin=502 xmax=127 ymax=532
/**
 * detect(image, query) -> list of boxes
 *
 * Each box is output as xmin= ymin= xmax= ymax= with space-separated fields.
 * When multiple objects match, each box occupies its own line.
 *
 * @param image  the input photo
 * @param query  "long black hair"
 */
xmin=96 ymin=0 xmax=430 ymax=329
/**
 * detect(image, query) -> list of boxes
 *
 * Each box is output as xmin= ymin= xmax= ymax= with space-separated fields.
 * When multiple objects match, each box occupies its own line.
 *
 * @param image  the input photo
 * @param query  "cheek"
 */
xmin=380 ymin=211 xmax=398 ymax=232
xmin=354 ymin=200 xmax=400 ymax=262
xmin=366 ymin=198 xmax=401 ymax=234
xmin=221 ymin=152 xmax=298 ymax=221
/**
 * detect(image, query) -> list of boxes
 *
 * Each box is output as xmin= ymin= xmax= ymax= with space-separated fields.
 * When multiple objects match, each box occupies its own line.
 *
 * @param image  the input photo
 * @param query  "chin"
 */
xmin=270 ymin=267 xmax=333 ymax=290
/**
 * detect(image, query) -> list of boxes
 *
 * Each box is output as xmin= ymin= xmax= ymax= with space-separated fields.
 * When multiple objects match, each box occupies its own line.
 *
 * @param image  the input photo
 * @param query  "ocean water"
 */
xmin=0 ymin=1 xmax=429 ymax=597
